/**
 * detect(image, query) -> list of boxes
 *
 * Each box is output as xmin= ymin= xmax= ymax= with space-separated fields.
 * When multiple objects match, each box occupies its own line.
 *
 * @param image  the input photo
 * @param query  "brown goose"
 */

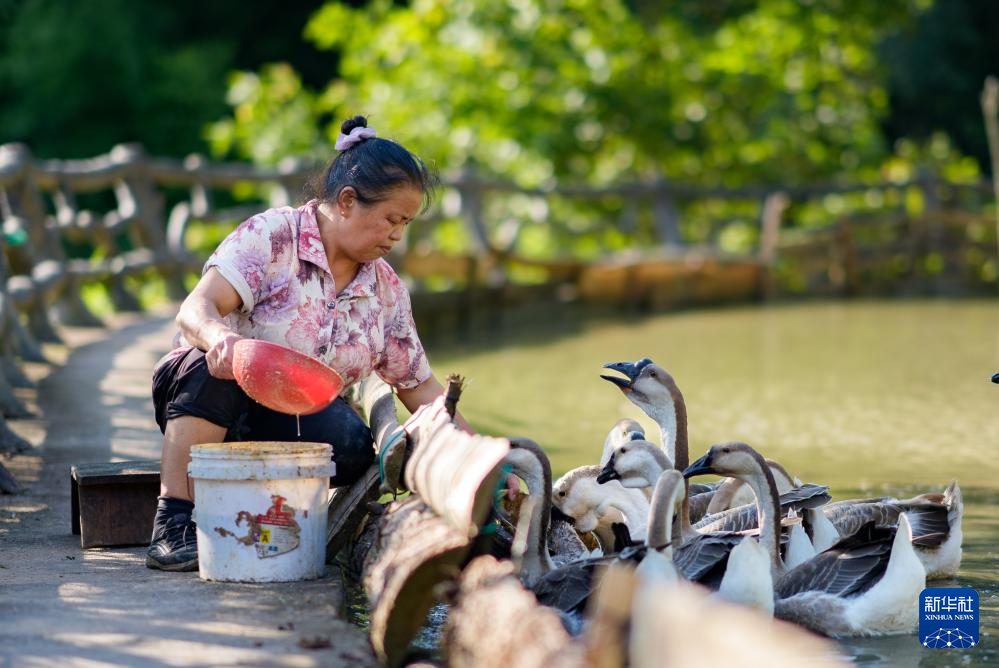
xmin=684 ymin=442 xmax=926 ymax=637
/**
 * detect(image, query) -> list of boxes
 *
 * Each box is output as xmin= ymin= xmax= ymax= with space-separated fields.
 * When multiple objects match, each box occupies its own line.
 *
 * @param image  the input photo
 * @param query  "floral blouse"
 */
xmin=193 ymin=199 xmax=432 ymax=390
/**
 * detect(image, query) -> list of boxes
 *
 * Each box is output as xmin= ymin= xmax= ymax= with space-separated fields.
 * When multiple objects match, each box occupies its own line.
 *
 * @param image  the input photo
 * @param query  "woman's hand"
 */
xmin=205 ymin=331 xmax=243 ymax=380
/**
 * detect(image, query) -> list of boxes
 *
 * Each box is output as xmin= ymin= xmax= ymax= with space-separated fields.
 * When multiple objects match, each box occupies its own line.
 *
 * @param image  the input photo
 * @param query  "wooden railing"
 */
xmin=0 ymin=142 xmax=994 ymax=453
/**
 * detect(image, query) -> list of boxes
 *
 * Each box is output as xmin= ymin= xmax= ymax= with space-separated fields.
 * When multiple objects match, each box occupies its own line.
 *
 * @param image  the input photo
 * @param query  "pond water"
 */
xmin=422 ymin=298 xmax=999 ymax=666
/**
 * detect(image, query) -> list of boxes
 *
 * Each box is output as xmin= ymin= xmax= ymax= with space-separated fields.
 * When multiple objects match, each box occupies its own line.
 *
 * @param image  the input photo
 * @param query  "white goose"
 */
xmin=684 ymin=442 xmax=926 ymax=637
xmin=553 ymin=465 xmax=651 ymax=546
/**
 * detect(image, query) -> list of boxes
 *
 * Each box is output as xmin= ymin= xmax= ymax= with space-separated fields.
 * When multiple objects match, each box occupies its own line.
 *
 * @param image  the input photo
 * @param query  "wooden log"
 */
xmin=402 ymin=396 xmax=510 ymax=539
xmin=363 ymin=496 xmax=471 ymax=668
xmin=325 ymin=374 xmax=408 ymax=562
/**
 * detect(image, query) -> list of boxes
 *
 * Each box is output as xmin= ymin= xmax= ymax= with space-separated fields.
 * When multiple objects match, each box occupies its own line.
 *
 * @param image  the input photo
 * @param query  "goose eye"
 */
xmin=558 ymin=491 xmax=566 ymax=498
xmin=649 ymin=371 xmax=657 ymax=378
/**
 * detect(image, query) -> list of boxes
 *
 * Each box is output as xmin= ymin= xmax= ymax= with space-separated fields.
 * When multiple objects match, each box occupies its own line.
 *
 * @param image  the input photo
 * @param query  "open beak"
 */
xmin=683 ymin=452 xmax=716 ymax=479
xmin=601 ymin=361 xmax=642 ymax=392
xmin=596 ymin=455 xmax=620 ymax=484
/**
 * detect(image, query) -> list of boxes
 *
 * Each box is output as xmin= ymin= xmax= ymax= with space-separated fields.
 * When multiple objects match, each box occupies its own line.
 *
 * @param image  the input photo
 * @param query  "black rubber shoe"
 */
xmin=145 ymin=508 xmax=199 ymax=572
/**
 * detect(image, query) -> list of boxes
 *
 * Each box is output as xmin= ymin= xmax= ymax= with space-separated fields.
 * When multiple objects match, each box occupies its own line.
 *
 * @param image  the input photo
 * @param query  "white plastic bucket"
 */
xmin=189 ymin=442 xmax=335 ymax=583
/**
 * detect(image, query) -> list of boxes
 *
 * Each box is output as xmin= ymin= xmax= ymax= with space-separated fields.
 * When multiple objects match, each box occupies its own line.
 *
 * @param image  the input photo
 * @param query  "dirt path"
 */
xmin=0 ymin=311 xmax=376 ymax=667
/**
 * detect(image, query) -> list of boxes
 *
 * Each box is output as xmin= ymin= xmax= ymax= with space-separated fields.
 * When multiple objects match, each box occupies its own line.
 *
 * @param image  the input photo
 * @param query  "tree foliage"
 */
xmin=211 ymin=0 xmax=960 ymax=190
xmin=0 ymin=0 xmax=328 ymax=159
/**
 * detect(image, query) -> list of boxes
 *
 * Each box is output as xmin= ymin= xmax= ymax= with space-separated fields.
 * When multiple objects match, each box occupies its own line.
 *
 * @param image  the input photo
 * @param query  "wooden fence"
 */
xmin=0 ymin=141 xmax=995 ymax=453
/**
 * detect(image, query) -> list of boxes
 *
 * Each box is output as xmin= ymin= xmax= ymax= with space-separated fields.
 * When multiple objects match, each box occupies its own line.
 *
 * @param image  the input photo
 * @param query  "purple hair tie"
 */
xmin=335 ymin=126 xmax=377 ymax=151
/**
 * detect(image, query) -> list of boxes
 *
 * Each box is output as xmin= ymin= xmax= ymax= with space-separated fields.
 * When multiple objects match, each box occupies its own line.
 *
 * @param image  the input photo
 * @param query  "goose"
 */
xmin=552 ymin=465 xmax=651 ymax=546
xmin=642 ymin=467 xmax=775 ymax=613
xmin=598 ymin=438 xmax=824 ymax=566
xmin=815 ymin=482 xmax=962 ymax=580
xmin=684 ymin=442 xmax=926 ymax=637
xmin=601 ymin=358 xmax=830 ymax=528
xmin=601 ymin=358 xmax=687 ymax=470
xmin=621 ymin=450 xmax=789 ymax=596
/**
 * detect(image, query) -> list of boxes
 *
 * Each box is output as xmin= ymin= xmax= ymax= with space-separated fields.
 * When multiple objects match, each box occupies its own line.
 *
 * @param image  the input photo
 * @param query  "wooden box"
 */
xmin=71 ymin=460 xmax=161 ymax=548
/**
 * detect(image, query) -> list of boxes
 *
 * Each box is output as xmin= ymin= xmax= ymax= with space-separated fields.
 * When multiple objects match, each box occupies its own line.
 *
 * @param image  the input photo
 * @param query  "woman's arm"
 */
xmin=175 ymin=268 xmax=244 ymax=379
xmin=396 ymin=375 xmax=472 ymax=432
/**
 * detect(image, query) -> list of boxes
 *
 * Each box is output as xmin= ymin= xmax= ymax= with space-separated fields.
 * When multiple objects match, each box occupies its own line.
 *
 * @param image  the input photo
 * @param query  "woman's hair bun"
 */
xmin=340 ymin=115 xmax=368 ymax=135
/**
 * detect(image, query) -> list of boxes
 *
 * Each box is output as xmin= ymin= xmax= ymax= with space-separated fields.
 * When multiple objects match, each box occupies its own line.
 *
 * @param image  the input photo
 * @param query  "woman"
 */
xmin=147 ymin=116 xmax=468 ymax=571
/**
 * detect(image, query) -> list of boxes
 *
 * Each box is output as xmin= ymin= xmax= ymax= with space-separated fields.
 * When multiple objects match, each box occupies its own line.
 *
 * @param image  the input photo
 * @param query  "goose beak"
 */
xmin=597 ymin=455 xmax=620 ymax=484
xmin=683 ymin=452 xmax=716 ymax=478
xmin=601 ymin=361 xmax=642 ymax=392
xmin=992 ymin=373 xmax=999 ymax=384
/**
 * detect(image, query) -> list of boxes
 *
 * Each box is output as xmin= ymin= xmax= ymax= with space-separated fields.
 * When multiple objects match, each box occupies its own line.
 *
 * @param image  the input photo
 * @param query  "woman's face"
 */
xmin=335 ymin=185 xmax=423 ymax=264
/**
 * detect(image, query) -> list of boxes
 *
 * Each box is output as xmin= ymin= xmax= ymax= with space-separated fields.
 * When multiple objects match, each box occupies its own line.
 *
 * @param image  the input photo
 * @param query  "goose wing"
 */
xmin=695 ymin=484 xmax=832 ymax=533
xmin=673 ymin=532 xmax=744 ymax=586
xmin=687 ymin=490 xmax=714 ymax=524
xmin=533 ymin=547 xmax=646 ymax=613
xmin=532 ymin=559 xmax=597 ymax=613
xmin=775 ymin=521 xmax=894 ymax=600
xmin=824 ymin=499 xmax=950 ymax=546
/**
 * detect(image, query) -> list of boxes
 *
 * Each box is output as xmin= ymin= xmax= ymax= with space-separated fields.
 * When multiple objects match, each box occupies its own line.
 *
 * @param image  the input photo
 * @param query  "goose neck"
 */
xmin=741 ymin=453 xmax=784 ymax=576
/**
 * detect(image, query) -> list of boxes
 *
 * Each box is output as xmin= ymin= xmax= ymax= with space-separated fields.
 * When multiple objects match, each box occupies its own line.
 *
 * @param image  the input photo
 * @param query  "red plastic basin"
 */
xmin=232 ymin=339 xmax=344 ymax=416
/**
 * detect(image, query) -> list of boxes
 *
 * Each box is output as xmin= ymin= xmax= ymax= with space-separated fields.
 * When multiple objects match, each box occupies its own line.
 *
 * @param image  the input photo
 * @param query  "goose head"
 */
xmin=600 ymin=418 xmax=647 ymax=466
xmin=601 ymin=358 xmax=676 ymax=418
xmin=601 ymin=358 xmax=688 ymax=470
xmin=597 ymin=440 xmax=673 ymax=489
xmin=684 ymin=442 xmax=783 ymax=570
xmin=554 ymin=465 xmax=650 ymax=540
xmin=683 ymin=442 xmax=762 ymax=480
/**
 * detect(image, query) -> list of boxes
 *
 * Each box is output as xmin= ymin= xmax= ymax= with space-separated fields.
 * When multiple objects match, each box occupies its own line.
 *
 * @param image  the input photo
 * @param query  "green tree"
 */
xmin=214 ymin=0 xmax=934 ymax=189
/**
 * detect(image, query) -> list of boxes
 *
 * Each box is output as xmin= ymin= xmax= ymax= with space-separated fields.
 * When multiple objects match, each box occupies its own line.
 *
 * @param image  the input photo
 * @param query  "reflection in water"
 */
xmin=335 ymin=299 xmax=999 ymax=665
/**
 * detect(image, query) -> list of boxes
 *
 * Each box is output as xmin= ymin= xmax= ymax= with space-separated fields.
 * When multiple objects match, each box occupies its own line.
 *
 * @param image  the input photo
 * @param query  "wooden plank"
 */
xmin=72 ymin=460 xmax=160 ymax=486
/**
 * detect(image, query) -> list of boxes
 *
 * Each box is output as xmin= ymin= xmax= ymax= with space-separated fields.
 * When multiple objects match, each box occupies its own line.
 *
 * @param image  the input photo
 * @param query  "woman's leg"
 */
xmin=160 ymin=416 xmax=227 ymax=501
xmin=244 ymin=396 xmax=375 ymax=486
xmin=149 ymin=347 xmax=248 ymax=571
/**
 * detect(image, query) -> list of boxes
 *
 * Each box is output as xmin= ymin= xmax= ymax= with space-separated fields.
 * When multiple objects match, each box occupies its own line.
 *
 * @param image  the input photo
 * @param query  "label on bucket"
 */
xmin=214 ymin=495 xmax=301 ymax=559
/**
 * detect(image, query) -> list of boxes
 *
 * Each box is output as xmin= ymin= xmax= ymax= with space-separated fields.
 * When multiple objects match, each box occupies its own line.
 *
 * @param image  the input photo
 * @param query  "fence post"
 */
xmin=110 ymin=143 xmax=188 ymax=302
xmin=0 ymin=144 xmax=95 ymax=337
xmin=981 ymin=76 xmax=999 ymax=294
xmin=651 ymin=176 xmax=683 ymax=247
xmin=757 ymin=191 xmax=788 ymax=300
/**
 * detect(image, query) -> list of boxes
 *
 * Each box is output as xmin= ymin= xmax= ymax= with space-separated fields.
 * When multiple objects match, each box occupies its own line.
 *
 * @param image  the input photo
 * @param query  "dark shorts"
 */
xmin=152 ymin=347 xmax=374 ymax=486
